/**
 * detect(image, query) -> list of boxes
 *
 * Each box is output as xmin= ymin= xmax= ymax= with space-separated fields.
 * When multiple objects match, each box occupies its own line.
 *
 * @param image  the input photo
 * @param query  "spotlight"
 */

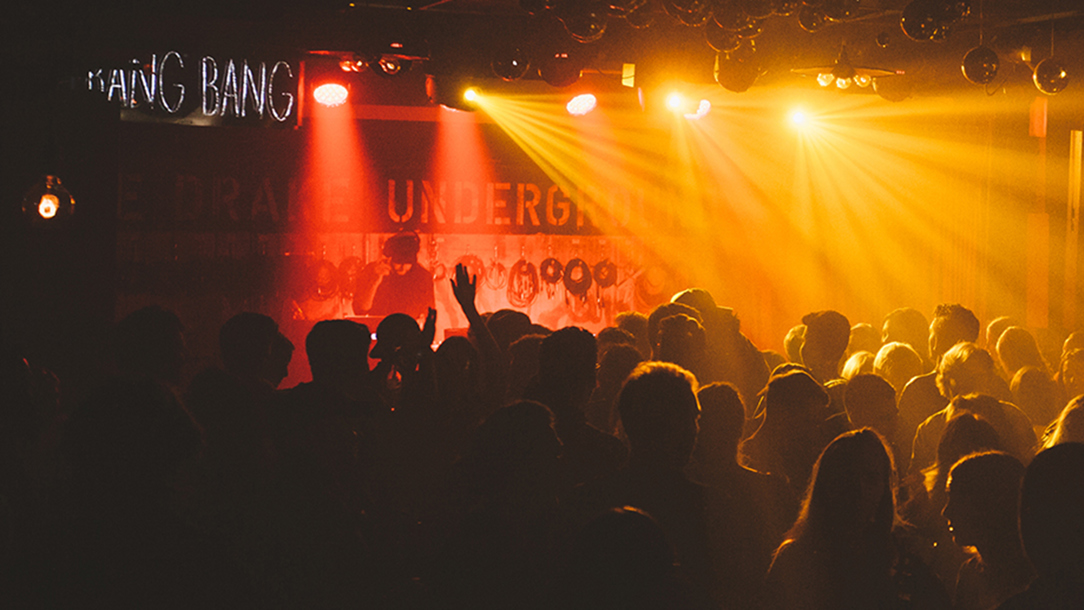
xmin=539 ymin=51 xmax=585 ymax=88
xmin=665 ymin=92 xmax=685 ymax=111
xmin=790 ymin=109 xmax=808 ymax=126
xmin=313 ymin=83 xmax=349 ymax=107
xmin=835 ymin=77 xmax=852 ymax=89
xmin=23 ymin=175 xmax=74 ymax=223
xmin=492 ymin=47 xmax=531 ymax=81
xmin=853 ymin=73 xmax=872 ymax=87
xmin=684 ymin=99 xmax=711 ymax=120
xmin=426 ymin=74 xmax=479 ymax=111
xmin=339 ymin=55 xmax=370 ymax=72
xmin=566 ymin=93 xmax=597 ymax=116
xmin=817 ymin=72 xmax=834 ymax=87
xmin=375 ymin=56 xmax=408 ymax=76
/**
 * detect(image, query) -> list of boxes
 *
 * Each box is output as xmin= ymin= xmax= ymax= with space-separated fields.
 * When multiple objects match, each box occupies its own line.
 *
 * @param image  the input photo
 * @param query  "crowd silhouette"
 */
xmin=4 ymin=263 xmax=1084 ymax=609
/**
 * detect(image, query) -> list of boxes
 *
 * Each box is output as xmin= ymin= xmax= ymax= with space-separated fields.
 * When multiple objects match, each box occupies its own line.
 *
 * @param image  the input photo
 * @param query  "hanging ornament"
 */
xmin=1034 ymin=58 xmax=1069 ymax=95
xmin=961 ymin=46 xmax=998 ymax=85
xmin=507 ymin=259 xmax=540 ymax=308
xmin=706 ymin=21 xmax=742 ymax=52
xmin=797 ymin=5 xmax=826 ymax=32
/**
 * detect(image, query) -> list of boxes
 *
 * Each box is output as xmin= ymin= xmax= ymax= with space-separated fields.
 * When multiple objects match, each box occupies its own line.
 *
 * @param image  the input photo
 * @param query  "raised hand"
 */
xmin=450 ymin=262 xmax=478 ymax=317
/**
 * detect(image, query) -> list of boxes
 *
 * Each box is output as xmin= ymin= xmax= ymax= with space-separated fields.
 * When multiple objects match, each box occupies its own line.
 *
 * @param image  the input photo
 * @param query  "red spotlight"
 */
xmin=313 ymin=83 xmax=349 ymax=107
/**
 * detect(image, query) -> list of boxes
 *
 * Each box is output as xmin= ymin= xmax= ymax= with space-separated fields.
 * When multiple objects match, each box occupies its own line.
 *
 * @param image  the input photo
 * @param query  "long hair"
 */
xmin=786 ymin=429 xmax=897 ymax=552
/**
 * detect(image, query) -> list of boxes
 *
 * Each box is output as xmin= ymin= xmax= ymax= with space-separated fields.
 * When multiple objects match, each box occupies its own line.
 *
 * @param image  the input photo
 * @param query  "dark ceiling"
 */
xmin=5 ymin=0 xmax=1084 ymax=98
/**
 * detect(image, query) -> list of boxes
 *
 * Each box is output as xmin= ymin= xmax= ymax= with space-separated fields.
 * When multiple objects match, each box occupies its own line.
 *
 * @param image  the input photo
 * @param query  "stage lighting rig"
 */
xmin=792 ymin=45 xmax=902 ymax=91
xmin=23 ymin=175 xmax=75 ymax=225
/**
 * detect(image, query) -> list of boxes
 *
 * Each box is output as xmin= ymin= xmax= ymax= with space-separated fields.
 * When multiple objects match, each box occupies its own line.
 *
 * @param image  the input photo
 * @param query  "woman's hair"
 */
xmin=1043 ymin=396 xmax=1084 ymax=448
xmin=787 ymin=428 xmax=897 ymax=547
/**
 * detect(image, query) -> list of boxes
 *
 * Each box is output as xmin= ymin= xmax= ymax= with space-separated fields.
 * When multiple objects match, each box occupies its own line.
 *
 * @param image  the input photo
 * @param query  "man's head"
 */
xmin=618 ymin=362 xmax=700 ymax=467
xmin=383 ymin=231 xmax=421 ymax=274
xmin=929 ymin=303 xmax=980 ymax=364
xmin=539 ymin=327 xmax=598 ymax=405
xmin=882 ymin=307 xmax=930 ymax=361
xmin=935 ymin=342 xmax=998 ymax=400
xmin=800 ymin=310 xmax=851 ymax=381
xmin=306 ymin=320 xmax=371 ymax=386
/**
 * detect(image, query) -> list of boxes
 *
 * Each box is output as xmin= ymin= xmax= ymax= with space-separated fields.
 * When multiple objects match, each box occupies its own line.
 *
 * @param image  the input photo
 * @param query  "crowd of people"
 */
xmin=4 ymin=262 xmax=1084 ymax=609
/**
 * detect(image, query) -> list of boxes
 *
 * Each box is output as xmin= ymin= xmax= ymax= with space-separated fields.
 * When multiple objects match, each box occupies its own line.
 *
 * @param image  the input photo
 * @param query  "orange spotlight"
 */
xmin=313 ymin=83 xmax=349 ymax=107
xmin=684 ymin=99 xmax=711 ymax=120
xmin=665 ymin=92 xmax=685 ymax=111
xmin=790 ymin=109 xmax=808 ymax=127
xmin=38 ymin=194 xmax=59 ymax=219
xmin=566 ymin=93 xmax=597 ymax=116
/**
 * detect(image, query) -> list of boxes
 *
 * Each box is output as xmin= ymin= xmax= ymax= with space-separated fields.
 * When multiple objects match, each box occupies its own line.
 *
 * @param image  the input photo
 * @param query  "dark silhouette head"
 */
xmin=462 ymin=400 xmax=561 ymax=496
xmin=985 ymin=316 xmax=1019 ymax=351
xmin=936 ymin=343 xmax=1000 ymax=400
xmin=383 ymin=231 xmax=421 ymax=275
xmin=508 ymin=334 xmax=546 ymax=401
xmin=305 ymin=319 xmax=370 ymax=390
xmin=647 ymin=302 xmax=702 ymax=360
xmin=597 ymin=327 xmax=637 ymax=356
xmin=844 ymin=373 xmax=898 ymax=438
xmin=997 ymin=326 xmax=1047 ymax=378
xmin=784 ymin=324 xmax=806 ymax=364
xmin=539 ymin=327 xmax=598 ymax=407
xmin=935 ymin=412 xmax=1004 ymax=483
xmin=1043 ymin=396 xmax=1084 ymax=448
xmin=847 ymin=323 xmax=881 ymax=359
xmin=615 ymin=311 xmax=651 ymax=359
xmin=369 ymin=313 xmax=420 ymax=361
xmin=841 ymin=351 xmax=874 ymax=380
xmin=800 ymin=310 xmax=851 ymax=382
xmin=791 ymin=428 xmax=896 ymax=546
xmin=114 ymin=306 xmax=186 ymax=386
xmin=695 ymin=382 xmax=745 ymax=463
xmin=618 ymin=362 xmax=699 ymax=468
xmin=929 ymin=303 xmax=980 ymax=365
xmin=655 ymin=314 xmax=706 ymax=378
xmin=1018 ymin=443 xmax=1084 ymax=580
xmin=1059 ymin=348 xmax=1084 ymax=403
xmin=487 ymin=309 xmax=533 ymax=355
xmin=882 ymin=307 xmax=930 ymax=361
xmin=218 ymin=312 xmax=286 ymax=387
xmin=943 ymin=451 xmax=1025 ymax=551
xmin=762 ymin=369 xmax=830 ymax=425
xmin=1011 ymin=366 xmax=1059 ymax=430
xmin=873 ymin=341 xmax=924 ymax=396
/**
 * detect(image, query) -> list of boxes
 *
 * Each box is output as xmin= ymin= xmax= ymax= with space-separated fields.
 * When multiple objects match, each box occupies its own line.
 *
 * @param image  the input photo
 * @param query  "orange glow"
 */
xmin=313 ymin=83 xmax=349 ymax=107
xmin=38 ymin=194 xmax=58 ymax=219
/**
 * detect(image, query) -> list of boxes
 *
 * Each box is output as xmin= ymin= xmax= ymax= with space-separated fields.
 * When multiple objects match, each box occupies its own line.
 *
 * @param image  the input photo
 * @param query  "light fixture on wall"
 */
xmin=23 ymin=175 xmax=75 ymax=224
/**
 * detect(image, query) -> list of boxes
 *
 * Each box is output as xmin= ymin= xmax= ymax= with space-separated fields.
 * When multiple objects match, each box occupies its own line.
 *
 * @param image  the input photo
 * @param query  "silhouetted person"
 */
xmin=616 ymin=310 xmax=652 ymax=359
xmin=561 ymin=507 xmax=714 ymax=610
xmin=569 ymin=362 xmax=715 ymax=604
xmin=999 ymin=443 xmax=1084 ymax=609
xmin=688 ymin=382 xmax=797 ymax=610
xmin=784 ymin=324 xmax=806 ymax=364
xmin=800 ymin=310 xmax=851 ymax=385
xmin=847 ymin=322 xmax=882 ymax=360
xmin=671 ymin=288 xmax=770 ymax=411
xmin=1010 ymin=366 xmax=1061 ymax=435
xmin=942 ymin=452 xmax=1032 ymax=610
xmin=1041 ymin=395 xmax=1084 ymax=448
xmin=59 ymin=376 xmax=250 ymax=608
xmin=984 ymin=316 xmax=1018 ymax=353
xmin=429 ymin=401 xmax=563 ymax=610
xmin=910 ymin=344 xmax=1033 ymax=472
xmin=648 ymin=302 xmax=703 ymax=360
xmin=525 ymin=327 xmax=627 ymax=492
xmin=764 ymin=429 xmax=948 ymax=610
xmin=841 ymin=350 xmax=875 ymax=380
xmin=741 ymin=369 xmax=846 ymax=497
xmin=899 ymin=304 xmax=981 ymax=452
xmin=656 ymin=313 xmax=708 ymax=380
xmin=875 ymin=341 xmax=925 ymax=398
xmin=487 ymin=309 xmax=533 ymax=356
xmin=507 ymin=334 xmax=546 ymax=402
xmin=882 ymin=307 xmax=931 ymax=369
xmin=844 ymin=373 xmax=907 ymax=472
xmin=113 ymin=305 xmax=187 ymax=389
xmin=264 ymin=319 xmax=386 ymax=608
xmin=1055 ymin=347 xmax=1084 ymax=406
xmin=996 ymin=326 xmax=1048 ymax=381
xmin=585 ymin=343 xmax=643 ymax=437
xmin=353 ymin=231 xmax=435 ymax=319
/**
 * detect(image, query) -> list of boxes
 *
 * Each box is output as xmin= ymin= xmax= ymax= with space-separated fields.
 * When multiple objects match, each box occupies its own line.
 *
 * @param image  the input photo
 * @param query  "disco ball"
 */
xmin=900 ymin=0 xmax=944 ymax=41
xmin=706 ymin=22 xmax=742 ymax=52
xmin=1034 ymin=58 xmax=1069 ymax=95
xmin=562 ymin=3 xmax=609 ymax=43
xmin=741 ymin=0 xmax=776 ymax=19
xmin=797 ymin=5 xmax=826 ymax=32
xmin=492 ymin=47 xmax=531 ymax=81
xmin=960 ymin=45 xmax=998 ymax=85
xmin=713 ymin=0 xmax=752 ymax=31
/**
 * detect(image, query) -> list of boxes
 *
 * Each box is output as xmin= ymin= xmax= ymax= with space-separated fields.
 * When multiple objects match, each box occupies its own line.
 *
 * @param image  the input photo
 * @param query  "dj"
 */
xmin=353 ymin=231 xmax=435 ymax=319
